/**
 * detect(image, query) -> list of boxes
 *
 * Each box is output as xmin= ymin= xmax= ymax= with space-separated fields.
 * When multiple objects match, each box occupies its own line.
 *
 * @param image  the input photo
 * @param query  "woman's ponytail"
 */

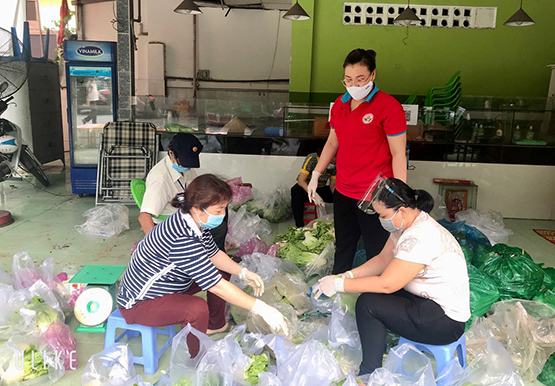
xmin=414 ymin=189 xmax=434 ymax=213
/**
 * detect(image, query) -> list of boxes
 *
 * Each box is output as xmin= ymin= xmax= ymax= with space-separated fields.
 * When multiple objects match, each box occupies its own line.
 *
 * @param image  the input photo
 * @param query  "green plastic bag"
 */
xmin=468 ymin=265 xmax=500 ymax=318
xmin=479 ymin=244 xmax=544 ymax=300
xmin=538 ymin=352 xmax=555 ymax=386
xmin=473 ymin=243 xmax=532 ymax=269
xmin=533 ymin=289 xmax=555 ymax=309
xmin=541 ymin=267 xmax=555 ymax=291
xmin=460 ymin=245 xmax=473 ymax=265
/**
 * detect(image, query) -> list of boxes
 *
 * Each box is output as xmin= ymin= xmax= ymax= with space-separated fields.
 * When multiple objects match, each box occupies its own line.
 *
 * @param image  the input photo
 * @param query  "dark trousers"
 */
xmin=355 ymin=290 xmax=465 ymax=375
xmin=290 ymin=183 xmax=334 ymax=228
xmin=332 ymin=190 xmax=389 ymax=274
xmin=120 ymin=270 xmax=231 ymax=356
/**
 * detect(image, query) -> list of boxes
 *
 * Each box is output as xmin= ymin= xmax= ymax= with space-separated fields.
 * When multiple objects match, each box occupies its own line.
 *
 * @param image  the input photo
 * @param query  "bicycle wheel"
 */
xmin=19 ymin=145 xmax=50 ymax=186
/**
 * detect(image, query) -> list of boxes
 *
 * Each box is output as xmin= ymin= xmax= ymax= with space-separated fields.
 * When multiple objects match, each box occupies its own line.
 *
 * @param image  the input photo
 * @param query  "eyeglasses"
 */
xmin=341 ymin=76 xmax=372 ymax=88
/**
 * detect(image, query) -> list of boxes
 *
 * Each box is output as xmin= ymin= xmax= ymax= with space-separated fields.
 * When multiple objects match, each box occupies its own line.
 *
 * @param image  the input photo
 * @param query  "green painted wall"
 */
xmin=290 ymin=0 xmax=555 ymax=102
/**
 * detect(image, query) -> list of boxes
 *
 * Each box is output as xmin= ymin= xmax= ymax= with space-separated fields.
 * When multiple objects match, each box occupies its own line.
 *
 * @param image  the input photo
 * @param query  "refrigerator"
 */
xmin=64 ymin=41 xmax=118 ymax=195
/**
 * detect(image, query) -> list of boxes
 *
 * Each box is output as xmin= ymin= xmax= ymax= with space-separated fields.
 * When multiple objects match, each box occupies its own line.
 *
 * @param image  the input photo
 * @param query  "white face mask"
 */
xmin=346 ymin=81 xmax=374 ymax=101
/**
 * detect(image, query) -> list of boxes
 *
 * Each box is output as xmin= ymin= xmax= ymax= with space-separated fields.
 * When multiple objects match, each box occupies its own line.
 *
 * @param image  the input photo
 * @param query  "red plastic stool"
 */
xmin=303 ymin=202 xmax=318 ymax=225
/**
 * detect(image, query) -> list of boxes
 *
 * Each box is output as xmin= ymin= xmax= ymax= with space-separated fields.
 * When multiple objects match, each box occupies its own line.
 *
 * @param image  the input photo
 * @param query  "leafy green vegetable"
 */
xmin=244 ymin=354 xmax=269 ymax=385
xmin=22 ymin=345 xmax=48 ymax=381
xmin=25 ymin=296 xmax=61 ymax=333
xmin=276 ymin=221 xmax=335 ymax=273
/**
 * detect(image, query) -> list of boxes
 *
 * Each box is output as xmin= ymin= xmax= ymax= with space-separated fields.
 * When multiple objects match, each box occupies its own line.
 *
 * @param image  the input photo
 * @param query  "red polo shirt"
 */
xmin=330 ymin=87 xmax=407 ymax=200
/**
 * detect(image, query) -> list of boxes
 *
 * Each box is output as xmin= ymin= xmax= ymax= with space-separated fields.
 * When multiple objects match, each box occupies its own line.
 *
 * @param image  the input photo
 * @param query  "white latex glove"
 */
xmin=307 ymin=170 xmax=321 ymax=203
xmin=340 ymin=270 xmax=355 ymax=279
xmin=239 ymin=268 xmax=265 ymax=297
xmin=251 ymin=299 xmax=289 ymax=336
xmin=313 ymin=275 xmax=344 ymax=299
xmin=313 ymin=192 xmax=325 ymax=208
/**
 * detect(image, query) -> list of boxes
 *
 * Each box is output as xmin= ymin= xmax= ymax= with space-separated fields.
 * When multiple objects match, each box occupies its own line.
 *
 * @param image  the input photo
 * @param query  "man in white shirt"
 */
xmin=139 ymin=134 xmax=228 ymax=250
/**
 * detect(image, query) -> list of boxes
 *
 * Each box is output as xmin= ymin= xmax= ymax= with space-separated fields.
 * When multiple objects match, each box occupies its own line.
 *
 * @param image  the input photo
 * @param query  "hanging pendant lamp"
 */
xmin=394 ymin=1 xmax=421 ymax=26
xmin=283 ymin=1 xmax=310 ymax=21
xmin=504 ymin=0 xmax=535 ymax=27
xmin=174 ymin=0 xmax=202 ymax=15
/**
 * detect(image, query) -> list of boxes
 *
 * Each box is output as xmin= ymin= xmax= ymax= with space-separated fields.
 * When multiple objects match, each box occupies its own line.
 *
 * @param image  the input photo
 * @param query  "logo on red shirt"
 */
xmin=362 ymin=113 xmax=374 ymax=124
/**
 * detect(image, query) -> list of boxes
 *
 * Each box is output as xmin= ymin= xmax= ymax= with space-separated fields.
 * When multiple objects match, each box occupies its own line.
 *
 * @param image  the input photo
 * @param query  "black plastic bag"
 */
xmin=479 ymin=244 xmax=544 ymax=300
xmin=438 ymin=220 xmax=491 ymax=267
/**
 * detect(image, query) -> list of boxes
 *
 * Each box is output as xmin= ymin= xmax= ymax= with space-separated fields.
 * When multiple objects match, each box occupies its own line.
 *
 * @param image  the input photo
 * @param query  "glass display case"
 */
xmin=132 ymin=95 xmax=555 ymax=165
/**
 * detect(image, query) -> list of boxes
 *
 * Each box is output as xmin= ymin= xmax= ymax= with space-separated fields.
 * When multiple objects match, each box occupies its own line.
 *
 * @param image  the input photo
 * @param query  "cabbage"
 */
xmin=24 ymin=296 xmax=62 ymax=333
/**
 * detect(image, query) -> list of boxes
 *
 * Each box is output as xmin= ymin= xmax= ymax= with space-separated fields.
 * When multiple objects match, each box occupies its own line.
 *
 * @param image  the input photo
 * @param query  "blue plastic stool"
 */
xmin=398 ymin=334 xmax=466 ymax=385
xmin=104 ymin=309 xmax=176 ymax=374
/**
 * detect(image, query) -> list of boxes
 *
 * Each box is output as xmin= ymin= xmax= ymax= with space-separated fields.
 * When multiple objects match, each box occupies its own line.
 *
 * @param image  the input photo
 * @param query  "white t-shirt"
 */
xmin=140 ymin=156 xmax=197 ymax=219
xmin=393 ymin=211 xmax=470 ymax=322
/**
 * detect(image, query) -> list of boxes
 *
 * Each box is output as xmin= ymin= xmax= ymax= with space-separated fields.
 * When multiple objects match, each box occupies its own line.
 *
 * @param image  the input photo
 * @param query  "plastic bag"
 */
xmin=227 ymin=177 xmax=253 ymax=207
xmin=75 ymin=204 xmax=129 ymax=238
xmin=455 ymin=209 xmax=513 ymax=245
xmin=466 ymin=300 xmax=555 ymax=382
xmin=82 ymin=344 xmax=137 ymax=386
xmin=12 ymin=252 xmax=42 ymax=290
xmin=246 ymin=188 xmax=292 ymax=223
xmin=0 ymin=284 xmax=30 ymax=340
xmin=305 ymin=242 xmax=335 ymax=279
xmin=0 ymin=334 xmax=64 ymax=385
xmin=540 ymin=266 xmax=555 ymax=291
xmin=226 ymin=207 xmax=271 ymax=251
xmin=237 ymin=238 xmax=270 ymax=258
xmin=467 ymin=265 xmax=500 ymax=324
xmin=377 ymin=343 xmax=436 ymax=386
xmin=538 ymin=352 xmax=555 ymax=386
xmin=169 ymin=324 xmax=214 ymax=385
xmin=271 ymin=272 xmax=312 ymax=315
xmin=247 ymin=301 xmax=298 ymax=340
xmin=273 ymin=339 xmax=343 ymax=386
xmin=461 ymin=338 xmax=524 ymax=385
xmin=533 ymin=289 xmax=555 ymax=309
xmin=42 ymin=322 xmax=77 ymax=371
xmin=328 ymin=306 xmax=362 ymax=376
xmin=479 ymin=244 xmax=544 ymax=300
xmin=197 ymin=327 xmax=251 ymax=385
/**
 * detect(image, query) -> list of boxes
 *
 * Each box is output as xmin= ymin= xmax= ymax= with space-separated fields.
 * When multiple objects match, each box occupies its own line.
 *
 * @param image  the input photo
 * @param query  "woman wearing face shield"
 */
xmin=117 ymin=174 xmax=289 ymax=355
xmin=307 ymin=48 xmax=408 ymax=275
xmin=314 ymin=178 xmax=470 ymax=376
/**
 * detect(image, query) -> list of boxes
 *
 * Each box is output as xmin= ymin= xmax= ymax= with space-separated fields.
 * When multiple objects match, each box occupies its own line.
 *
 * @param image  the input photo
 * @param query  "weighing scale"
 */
xmin=70 ymin=264 xmax=126 ymax=333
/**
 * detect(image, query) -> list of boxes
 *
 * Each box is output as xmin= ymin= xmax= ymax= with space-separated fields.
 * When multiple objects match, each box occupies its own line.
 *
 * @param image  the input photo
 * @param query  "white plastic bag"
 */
xmin=466 ymin=300 xmax=555 ymax=382
xmin=12 ymin=252 xmax=42 ymax=290
xmin=226 ymin=207 xmax=271 ymax=250
xmin=169 ymin=324 xmax=214 ymax=385
xmin=461 ymin=338 xmax=524 ymax=385
xmin=455 ymin=209 xmax=512 ymax=245
xmin=75 ymin=204 xmax=129 ymax=238
xmin=81 ymin=344 xmax=137 ymax=386
xmin=380 ymin=344 xmax=436 ymax=386
xmin=305 ymin=241 xmax=335 ymax=278
xmin=272 ymin=339 xmax=343 ymax=386
xmin=328 ymin=306 xmax=362 ymax=376
xmin=0 ymin=284 xmax=29 ymax=340
xmin=0 ymin=334 xmax=64 ymax=385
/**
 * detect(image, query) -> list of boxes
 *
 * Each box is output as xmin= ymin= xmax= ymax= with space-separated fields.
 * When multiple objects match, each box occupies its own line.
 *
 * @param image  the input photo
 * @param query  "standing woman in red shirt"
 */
xmin=308 ymin=49 xmax=407 ymax=274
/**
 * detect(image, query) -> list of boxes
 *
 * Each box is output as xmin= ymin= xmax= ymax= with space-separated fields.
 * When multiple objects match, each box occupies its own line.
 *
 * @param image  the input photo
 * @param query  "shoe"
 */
xmin=206 ymin=322 xmax=230 ymax=336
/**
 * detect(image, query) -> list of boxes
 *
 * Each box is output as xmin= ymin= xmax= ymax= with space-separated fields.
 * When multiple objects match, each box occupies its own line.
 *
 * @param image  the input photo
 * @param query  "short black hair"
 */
xmin=343 ymin=49 xmax=377 ymax=72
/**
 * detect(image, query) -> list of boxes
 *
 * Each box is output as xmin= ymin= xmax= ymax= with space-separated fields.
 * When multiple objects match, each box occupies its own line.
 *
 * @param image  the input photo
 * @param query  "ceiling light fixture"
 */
xmin=394 ymin=1 xmax=422 ymax=26
xmin=174 ymin=0 xmax=202 ymax=15
xmin=504 ymin=0 xmax=535 ymax=27
xmin=283 ymin=1 xmax=310 ymax=21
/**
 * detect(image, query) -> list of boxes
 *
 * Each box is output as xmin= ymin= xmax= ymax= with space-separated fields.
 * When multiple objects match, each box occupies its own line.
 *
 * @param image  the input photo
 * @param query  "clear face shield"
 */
xmin=357 ymin=175 xmax=405 ymax=215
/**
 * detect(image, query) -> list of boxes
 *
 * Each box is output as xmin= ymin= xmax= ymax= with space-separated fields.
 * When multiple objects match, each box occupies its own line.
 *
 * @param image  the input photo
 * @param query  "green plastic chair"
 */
xmin=130 ymin=179 xmax=169 ymax=221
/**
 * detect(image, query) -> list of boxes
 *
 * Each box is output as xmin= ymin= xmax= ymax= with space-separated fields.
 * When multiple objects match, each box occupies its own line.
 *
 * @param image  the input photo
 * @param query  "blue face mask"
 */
xmin=379 ymin=209 xmax=403 ymax=233
xmin=200 ymin=209 xmax=225 ymax=230
xmin=172 ymin=163 xmax=189 ymax=174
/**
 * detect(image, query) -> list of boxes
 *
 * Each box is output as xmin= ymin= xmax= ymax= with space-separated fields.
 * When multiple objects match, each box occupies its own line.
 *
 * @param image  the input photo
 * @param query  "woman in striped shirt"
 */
xmin=117 ymin=174 xmax=288 ymax=355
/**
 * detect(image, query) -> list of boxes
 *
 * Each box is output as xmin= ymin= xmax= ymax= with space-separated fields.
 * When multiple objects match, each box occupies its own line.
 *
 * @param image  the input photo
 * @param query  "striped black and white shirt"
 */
xmin=117 ymin=211 xmax=222 ymax=309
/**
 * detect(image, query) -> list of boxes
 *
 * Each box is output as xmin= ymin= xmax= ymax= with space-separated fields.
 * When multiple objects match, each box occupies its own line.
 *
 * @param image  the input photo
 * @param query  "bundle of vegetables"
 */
xmin=244 ymin=353 xmax=269 ymax=385
xmin=22 ymin=296 xmax=64 ymax=334
xmin=246 ymin=188 xmax=292 ymax=223
xmin=276 ymin=221 xmax=335 ymax=277
xmin=0 ymin=335 xmax=62 ymax=385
